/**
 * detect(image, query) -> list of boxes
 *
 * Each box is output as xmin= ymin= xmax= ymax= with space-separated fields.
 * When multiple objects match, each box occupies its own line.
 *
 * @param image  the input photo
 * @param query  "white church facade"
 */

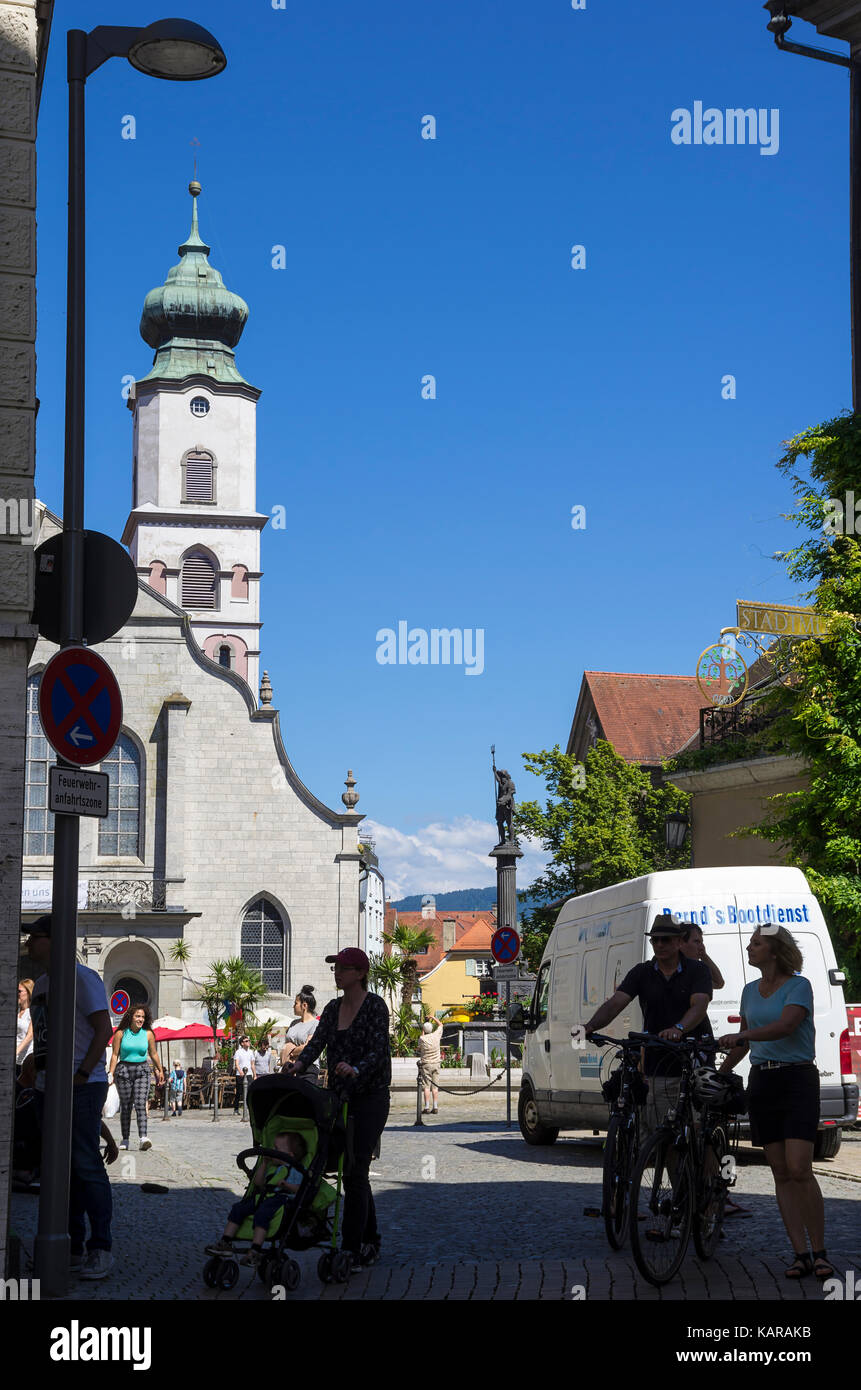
xmin=22 ymin=183 xmax=366 ymax=1026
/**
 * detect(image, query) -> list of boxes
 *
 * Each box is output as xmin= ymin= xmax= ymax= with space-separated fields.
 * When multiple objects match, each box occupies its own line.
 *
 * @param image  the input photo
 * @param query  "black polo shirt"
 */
xmin=618 ymin=956 xmax=713 ymax=1073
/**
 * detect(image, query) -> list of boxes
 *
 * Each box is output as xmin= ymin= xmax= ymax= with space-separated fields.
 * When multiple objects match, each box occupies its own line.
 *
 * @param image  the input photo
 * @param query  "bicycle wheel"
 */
xmin=602 ymin=1112 xmax=636 ymax=1250
xmin=693 ymin=1123 xmax=728 ymax=1261
xmin=630 ymin=1129 xmax=694 ymax=1286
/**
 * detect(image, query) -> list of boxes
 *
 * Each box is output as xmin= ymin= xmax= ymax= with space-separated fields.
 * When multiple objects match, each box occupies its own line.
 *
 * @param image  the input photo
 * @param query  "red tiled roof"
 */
xmin=384 ymin=907 xmax=497 ymax=975
xmin=583 ymin=671 xmax=703 ymax=765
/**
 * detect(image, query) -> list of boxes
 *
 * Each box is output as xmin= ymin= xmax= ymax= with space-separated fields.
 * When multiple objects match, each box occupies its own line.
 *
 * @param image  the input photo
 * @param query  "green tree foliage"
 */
xmin=737 ymin=413 xmax=861 ymax=992
xmin=382 ymin=922 xmax=437 ymax=1013
xmin=514 ymin=742 xmax=691 ymax=970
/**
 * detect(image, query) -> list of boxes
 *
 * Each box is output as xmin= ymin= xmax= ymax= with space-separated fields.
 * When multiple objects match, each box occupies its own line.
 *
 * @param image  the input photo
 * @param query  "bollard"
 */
xmin=414 ymin=1059 xmax=424 ymax=1126
xmin=241 ymin=1071 xmax=249 ymax=1123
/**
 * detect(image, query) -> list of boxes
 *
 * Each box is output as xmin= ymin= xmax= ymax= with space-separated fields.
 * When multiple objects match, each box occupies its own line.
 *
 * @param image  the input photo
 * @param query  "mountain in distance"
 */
xmin=391 ymin=885 xmax=547 ymax=914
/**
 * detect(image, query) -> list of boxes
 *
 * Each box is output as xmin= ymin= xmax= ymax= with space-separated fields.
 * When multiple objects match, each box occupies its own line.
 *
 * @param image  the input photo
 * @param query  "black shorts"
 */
xmin=747 ymin=1063 xmax=819 ymax=1147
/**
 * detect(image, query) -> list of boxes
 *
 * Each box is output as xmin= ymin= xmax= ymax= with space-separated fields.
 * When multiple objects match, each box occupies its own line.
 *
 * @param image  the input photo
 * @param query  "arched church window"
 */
xmin=24 ymin=674 xmax=56 ymax=855
xmin=99 ymin=734 xmax=142 ymax=857
xmin=218 ymin=644 xmax=232 ymax=668
xmin=182 ymin=450 xmax=215 ymax=503
xmin=181 ymin=551 xmax=219 ymax=610
xmin=231 ymin=565 xmax=248 ymax=600
xmin=241 ymin=899 xmax=285 ymax=993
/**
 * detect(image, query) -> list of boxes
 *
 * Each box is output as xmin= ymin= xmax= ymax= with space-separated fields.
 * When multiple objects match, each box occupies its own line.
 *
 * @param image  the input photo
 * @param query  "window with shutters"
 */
xmin=24 ymin=674 xmax=56 ymax=855
xmin=182 ymin=450 xmax=215 ymax=503
xmin=241 ymin=899 xmax=286 ymax=992
xmin=98 ymin=734 xmax=142 ymax=857
xmin=181 ymin=551 xmax=219 ymax=610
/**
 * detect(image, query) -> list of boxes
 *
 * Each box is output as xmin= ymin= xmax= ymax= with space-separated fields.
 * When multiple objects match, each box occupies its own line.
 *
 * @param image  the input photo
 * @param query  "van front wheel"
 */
xmin=518 ymin=1083 xmax=559 ymax=1145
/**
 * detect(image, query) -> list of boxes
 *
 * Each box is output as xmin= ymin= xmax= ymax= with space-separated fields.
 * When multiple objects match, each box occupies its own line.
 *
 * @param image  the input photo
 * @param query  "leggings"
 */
xmin=115 ymin=1061 xmax=150 ymax=1141
xmin=341 ymin=1089 xmax=390 ymax=1255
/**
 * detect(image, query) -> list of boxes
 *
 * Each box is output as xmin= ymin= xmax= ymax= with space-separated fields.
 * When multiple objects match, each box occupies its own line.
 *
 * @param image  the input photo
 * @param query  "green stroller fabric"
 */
xmin=234 ymin=1115 xmax=336 ymax=1241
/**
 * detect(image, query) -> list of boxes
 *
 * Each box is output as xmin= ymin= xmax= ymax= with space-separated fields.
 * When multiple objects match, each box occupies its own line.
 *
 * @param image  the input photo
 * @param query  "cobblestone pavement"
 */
xmin=11 ymin=1096 xmax=861 ymax=1301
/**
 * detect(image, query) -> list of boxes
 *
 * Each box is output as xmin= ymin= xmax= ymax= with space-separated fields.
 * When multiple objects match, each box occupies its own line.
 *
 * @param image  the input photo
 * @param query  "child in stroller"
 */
xmin=206 ymin=1129 xmax=307 ymax=1266
xmin=201 ymin=1074 xmax=350 ymax=1294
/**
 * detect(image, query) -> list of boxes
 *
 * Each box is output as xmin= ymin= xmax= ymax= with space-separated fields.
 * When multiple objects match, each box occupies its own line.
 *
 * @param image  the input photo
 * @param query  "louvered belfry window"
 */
xmin=181 ymin=551 xmax=219 ymax=610
xmin=184 ymin=450 xmax=214 ymax=503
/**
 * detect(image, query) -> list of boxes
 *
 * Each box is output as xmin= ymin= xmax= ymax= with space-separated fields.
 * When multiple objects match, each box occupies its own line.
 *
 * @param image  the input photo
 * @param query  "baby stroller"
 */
xmin=202 ymin=1073 xmax=353 ymax=1294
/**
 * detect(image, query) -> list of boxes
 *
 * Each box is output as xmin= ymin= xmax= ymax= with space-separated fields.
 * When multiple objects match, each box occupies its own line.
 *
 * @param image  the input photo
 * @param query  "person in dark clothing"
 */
xmin=585 ymin=915 xmax=713 ymax=1130
xmin=284 ymin=947 xmax=391 ymax=1273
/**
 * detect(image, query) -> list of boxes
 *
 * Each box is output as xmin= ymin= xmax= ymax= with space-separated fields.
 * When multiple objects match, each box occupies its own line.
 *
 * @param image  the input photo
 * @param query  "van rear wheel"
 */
xmin=813 ymin=1127 xmax=842 ymax=1160
xmin=518 ymin=1083 xmax=559 ymax=1145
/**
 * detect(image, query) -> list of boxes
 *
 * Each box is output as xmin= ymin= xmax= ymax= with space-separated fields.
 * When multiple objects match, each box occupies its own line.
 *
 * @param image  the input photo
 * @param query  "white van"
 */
xmin=516 ymin=866 xmax=858 ymax=1160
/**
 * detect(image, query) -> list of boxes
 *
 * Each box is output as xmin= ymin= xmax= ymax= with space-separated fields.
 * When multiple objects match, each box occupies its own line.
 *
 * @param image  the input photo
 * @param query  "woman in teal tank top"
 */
xmin=109 ymin=1004 xmax=164 ymax=1151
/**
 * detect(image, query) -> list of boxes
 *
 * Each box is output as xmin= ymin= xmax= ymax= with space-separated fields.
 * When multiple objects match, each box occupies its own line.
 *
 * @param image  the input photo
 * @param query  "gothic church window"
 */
xmin=181 ymin=551 xmax=219 ymax=610
xmin=182 ymin=450 xmax=215 ymax=503
xmin=241 ymin=899 xmax=285 ymax=992
xmin=98 ymin=735 xmax=141 ymax=857
xmin=24 ymin=674 xmax=55 ymax=855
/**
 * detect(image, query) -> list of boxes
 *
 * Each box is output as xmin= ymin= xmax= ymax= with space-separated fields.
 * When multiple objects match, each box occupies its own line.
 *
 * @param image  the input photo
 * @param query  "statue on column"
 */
xmin=492 ymin=746 xmax=516 ymax=846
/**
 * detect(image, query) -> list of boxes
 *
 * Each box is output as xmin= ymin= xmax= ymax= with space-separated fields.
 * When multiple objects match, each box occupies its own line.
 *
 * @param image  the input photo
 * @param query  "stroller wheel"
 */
xmin=280 ymin=1257 xmax=301 ymax=1292
xmin=219 ymin=1260 xmax=240 ymax=1291
xmin=331 ymin=1251 xmax=353 ymax=1283
xmin=317 ymin=1251 xmax=334 ymax=1284
xmin=203 ymin=1256 xmax=221 ymax=1288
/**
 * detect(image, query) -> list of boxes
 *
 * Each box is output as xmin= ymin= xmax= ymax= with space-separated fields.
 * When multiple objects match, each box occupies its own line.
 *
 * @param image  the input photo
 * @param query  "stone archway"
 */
xmin=102 ymin=940 xmax=162 ymax=1019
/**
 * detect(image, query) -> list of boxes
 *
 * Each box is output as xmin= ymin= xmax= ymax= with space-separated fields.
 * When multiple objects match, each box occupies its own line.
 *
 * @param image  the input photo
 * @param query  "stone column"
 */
xmin=0 ymin=0 xmax=43 ymax=1280
xmin=489 ymin=840 xmax=523 ymax=933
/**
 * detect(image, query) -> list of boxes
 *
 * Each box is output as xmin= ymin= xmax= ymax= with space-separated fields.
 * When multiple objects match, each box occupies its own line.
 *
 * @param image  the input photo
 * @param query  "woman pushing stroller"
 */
xmin=284 ymin=946 xmax=391 ymax=1275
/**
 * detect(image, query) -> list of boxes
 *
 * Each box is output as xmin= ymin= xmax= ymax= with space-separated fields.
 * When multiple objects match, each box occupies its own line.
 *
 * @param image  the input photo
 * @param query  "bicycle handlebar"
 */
xmin=586 ymin=1030 xmax=719 ymax=1053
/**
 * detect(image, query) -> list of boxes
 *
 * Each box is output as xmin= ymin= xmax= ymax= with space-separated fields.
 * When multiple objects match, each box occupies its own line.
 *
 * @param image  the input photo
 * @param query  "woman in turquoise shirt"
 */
xmin=719 ymin=925 xmax=832 ymax=1281
xmin=109 ymin=1004 xmax=164 ymax=1152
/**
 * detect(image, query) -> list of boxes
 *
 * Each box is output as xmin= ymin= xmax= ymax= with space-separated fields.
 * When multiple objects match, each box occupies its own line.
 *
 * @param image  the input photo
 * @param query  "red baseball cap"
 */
xmin=325 ymin=947 xmax=370 ymax=972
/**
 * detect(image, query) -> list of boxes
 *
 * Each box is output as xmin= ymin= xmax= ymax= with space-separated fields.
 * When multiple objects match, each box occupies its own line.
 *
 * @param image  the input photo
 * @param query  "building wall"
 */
xmin=24 ymin=583 xmax=363 ymax=1027
xmin=418 ymin=956 xmax=484 ymax=1019
xmin=0 ymin=0 xmax=41 ymax=1277
xmin=666 ymin=756 xmax=808 ymax=869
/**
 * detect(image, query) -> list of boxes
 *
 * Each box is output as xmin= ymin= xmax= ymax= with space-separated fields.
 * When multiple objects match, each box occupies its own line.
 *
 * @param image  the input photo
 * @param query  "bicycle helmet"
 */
xmin=691 ymin=1066 xmax=734 ymax=1106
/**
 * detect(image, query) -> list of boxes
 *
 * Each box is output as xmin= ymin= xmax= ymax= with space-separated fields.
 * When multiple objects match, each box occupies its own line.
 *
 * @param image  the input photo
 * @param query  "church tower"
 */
xmin=122 ymin=180 xmax=267 ymax=696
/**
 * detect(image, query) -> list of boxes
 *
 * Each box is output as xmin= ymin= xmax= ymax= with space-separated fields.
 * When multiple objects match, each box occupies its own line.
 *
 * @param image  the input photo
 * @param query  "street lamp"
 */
xmin=36 ymin=18 xmax=225 ymax=1299
xmin=665 ymin=811 xmax=692 ymax=865
xmin=763 ymin=3 xmax=861 ymax=407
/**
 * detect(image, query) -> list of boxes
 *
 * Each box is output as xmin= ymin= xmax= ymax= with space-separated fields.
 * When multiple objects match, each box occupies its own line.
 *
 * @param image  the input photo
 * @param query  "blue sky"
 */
xmin=34 ymin=2 xmax=848 ymax=897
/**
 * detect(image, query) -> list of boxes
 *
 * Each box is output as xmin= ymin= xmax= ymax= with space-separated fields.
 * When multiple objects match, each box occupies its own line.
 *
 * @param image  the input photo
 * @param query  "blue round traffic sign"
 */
xmin=110 ymin=990 xmax=130 ymax=1016
xmin=39 ymin=647 xmax=123 ymax=767
xmin=491 ymin=927 xmax=520 ymax=964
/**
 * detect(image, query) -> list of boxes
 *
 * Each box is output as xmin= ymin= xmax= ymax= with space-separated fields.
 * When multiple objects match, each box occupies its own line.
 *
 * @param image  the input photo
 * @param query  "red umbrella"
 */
xmin=153 ymin=1022 xmax=226 ymax=1041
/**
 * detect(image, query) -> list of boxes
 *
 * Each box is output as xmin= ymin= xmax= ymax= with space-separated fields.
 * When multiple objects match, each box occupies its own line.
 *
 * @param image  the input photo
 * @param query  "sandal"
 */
xmin=785 ymin=1252 xmax=813 ymax=1279
xmin=812 ymin=1250 xmax=834 ymax=1280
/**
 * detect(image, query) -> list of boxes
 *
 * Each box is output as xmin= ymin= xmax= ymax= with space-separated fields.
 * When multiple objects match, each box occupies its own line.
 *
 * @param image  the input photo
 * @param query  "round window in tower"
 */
xmin=190 ymin=396 xmax=210 ymax=417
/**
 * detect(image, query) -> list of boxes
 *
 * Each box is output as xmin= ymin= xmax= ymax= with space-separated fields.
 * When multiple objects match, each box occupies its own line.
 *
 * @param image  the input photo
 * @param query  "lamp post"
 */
xmin=665 ymin=811 xmax=693 ymax=868
xmin=763 ymin=4 xmax=861 ymax=408
xmin=35 ymin=18 xmax=225 ymax=1298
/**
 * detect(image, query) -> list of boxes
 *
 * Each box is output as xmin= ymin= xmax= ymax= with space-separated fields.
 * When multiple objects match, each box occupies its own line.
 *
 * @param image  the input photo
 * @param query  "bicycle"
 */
xmin=628 ymin=1037 xmax=739 ymax=1286
xmin=587 ymin=1032 xmax=652 ymax=1250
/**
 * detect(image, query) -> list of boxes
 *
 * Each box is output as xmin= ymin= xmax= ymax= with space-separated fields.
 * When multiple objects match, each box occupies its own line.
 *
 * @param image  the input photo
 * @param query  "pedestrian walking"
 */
xmin=25 ymin=914 xmax=115 ymax=1280
xmin=16 ymin=978 xmax=34 ymax=1073
xmin=109 ymin=1004 xmax=164 ymax=1151
xmin=285 ymin=948 xmax=390 ymax=1274
xmin=167 ymin=1060 xmax=186 ymax=1116
xmin=279 ymin=986 xmax=319 ymax=1078
xmin=418 ymin=1018 xmax=442 ymax=1113
xmin=233 ymin=1034 xmax=256 ymax=1114
xmin=253 ymin=1037 xmax=277 ymax=1076
xmin=718 ymin=925 xmax=832 ymax=1280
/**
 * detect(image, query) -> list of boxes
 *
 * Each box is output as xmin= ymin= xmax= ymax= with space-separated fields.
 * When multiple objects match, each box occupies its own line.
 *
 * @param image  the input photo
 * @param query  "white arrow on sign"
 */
xmin=68 ymin=725 xmax=94 ymax=746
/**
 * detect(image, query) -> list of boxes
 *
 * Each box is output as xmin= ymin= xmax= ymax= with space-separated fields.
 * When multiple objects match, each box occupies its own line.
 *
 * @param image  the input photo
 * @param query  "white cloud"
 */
xmin=361 ymin=815 xmax=549 ymax=902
